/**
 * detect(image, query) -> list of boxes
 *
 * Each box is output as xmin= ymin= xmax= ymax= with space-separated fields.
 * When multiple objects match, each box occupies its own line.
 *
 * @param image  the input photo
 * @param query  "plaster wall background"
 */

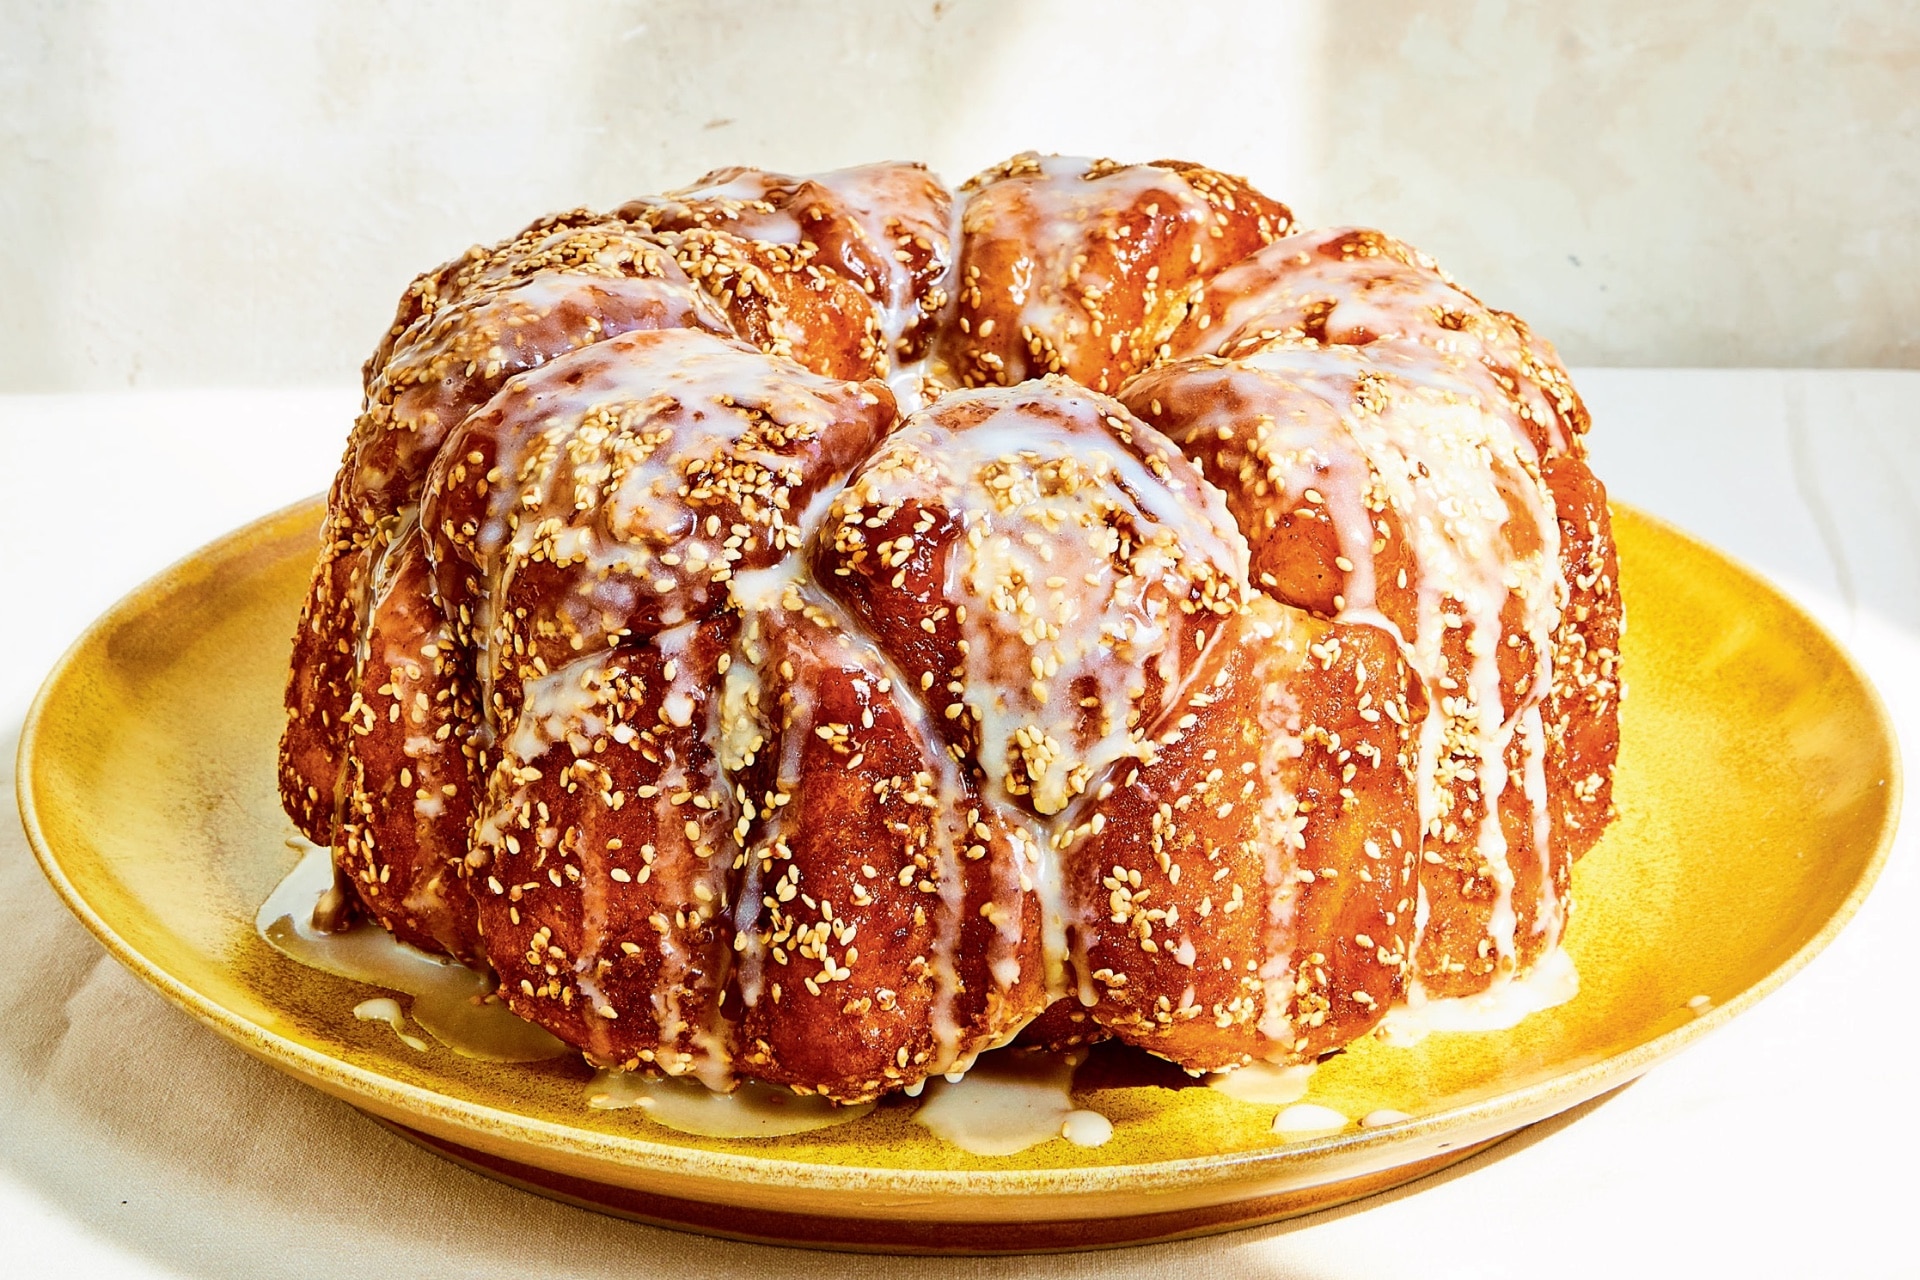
xmin=1 ymin=0 xmax=1913 ymax=391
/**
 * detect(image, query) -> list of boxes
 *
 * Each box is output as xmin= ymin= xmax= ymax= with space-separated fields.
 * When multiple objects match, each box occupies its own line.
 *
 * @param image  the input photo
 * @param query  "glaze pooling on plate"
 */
xmin=585 ymin=1069 xmax=874 ymax=1139
xmin=256 ymin=843 xmax=567 ymax=1063
xmin=1272 ymin=1103 xmax=1351 ymax=1138
xmin=912 ymin=1050 xmax=1114 ymax=1156
xmin=1375 ymin=943 xmax=1579 ymax=1046
xmin=1207 ymin=1061 xmax=1316 ymax=1105
xmin=352 ymin=997 xmax=428 ymax=1052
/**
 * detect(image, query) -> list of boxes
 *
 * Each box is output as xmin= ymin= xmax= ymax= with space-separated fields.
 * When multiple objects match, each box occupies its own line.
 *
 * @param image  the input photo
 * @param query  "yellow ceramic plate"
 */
xmin=17 ymin=499 xmax=1899 ymax=1253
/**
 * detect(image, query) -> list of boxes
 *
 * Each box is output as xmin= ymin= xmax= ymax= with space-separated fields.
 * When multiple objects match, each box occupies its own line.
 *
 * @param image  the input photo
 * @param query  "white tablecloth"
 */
xmin=2 ymin=371 xmax=1914 ymax=1277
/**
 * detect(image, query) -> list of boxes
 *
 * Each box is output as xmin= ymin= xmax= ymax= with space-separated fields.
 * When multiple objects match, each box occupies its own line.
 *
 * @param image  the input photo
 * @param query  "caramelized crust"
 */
xmin=1141 ymin=221 xmax=1623 ymax=990
xmin=333 ymin=525 xmax=484 ymax=963
xmin=420 ymin=327 xmax=895 ymax=722
xmin=1126 ymin=342 xmax=1570 ymax=997
xmin=281 ymin=531 xmax=369 ymax=844
xmin=728 ymin=606 xmax=1046 ymax=1100
xmin=364 ymin=208 xmax=614 ymax=379
xmin=471 ymin=616 xmax=739 ymax=1080
xmin=1168 ymin=225 xmax=1589 ymax=457
xmin=1061 ymin=598 xmax=1425 ymax=1068
xmin=1541 ymin=455 xmax=1623 ymax=860
xmin=939 ymin=154 xmax=1291 ymax=394
xmin=355 ymin=226 xmax=730 ymax=516
xmin=1013 ymin=997 xmax=1107 ymax=1052
xmin=281 ymin=220 xmax=726 ymax=843
xmin=636 ymin=227 xmax=882 ymax=382
xmin=622 ymin=162 xmax=957 ymax=385
xmin=814 ymin=380 xmax=1248 ymax=818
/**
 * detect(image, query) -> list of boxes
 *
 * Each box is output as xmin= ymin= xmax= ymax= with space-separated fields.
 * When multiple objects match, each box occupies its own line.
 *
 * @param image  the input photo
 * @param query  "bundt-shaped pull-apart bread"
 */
xmin=281 ymin=152 xmax=1620 ymax=1102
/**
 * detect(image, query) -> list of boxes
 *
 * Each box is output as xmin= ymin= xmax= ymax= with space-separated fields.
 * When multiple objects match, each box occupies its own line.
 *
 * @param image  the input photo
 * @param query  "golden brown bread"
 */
xmin=280 ymin=152 xmax=1620 ymax=1101
xmin=938 ymin=154 xmax=1293 ymax=395
xmin=1166 ymin=225 xmax=1589 ymax=456
xmin=813 ymin=380 xmax=1247 ymax=819
xmin=1540 ymin=453 xmax=1622 ymax=862
xmin=619 ymin=162 xmax=957 ymax=384
xmin=331 ymin=525 xmax=484 ymax=965
xmin=418 ymin=325 xmax=896 ymax=723
xmin=1059 ymin=596 xmax=1426 ymax=1067
xmin=470 ymin=614 xmax=740 ymax=1078
xmin=1122 ymin=344 xmax=1578 ymax=994
xmin=728 ymin=603 xmax=1047 ymax=1095
xmin=280 ymin=219 xmax=726 ymax=844
xmin=1128 ymin=222 xmax=1622 ymax=994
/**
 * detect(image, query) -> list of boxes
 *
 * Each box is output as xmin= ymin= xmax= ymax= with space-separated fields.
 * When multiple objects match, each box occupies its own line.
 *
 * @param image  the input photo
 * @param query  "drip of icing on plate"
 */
xmin=1272 ymin=1103 xmax=1350 ymax=1138
xmin=1211 ymin=1062 xmax=1360 ymax=1140
xmin=257 ymin=843 xmax=568 ymax=1062
xmin=1206 ymin=1061 xmax=1315 ymax=1105
xmin=1375 ymin=945 xmax=1579 ymax=1046
xmin=585 ymin=1070 xmax=873 ymax=1138
xmin=353 ymin=997 xmax=428 ymax=1052
xmin=1206 ymin=957 xmax=1576 ymax=1137
xmin=912 ymin=1049 xmax=1113 ymax=1156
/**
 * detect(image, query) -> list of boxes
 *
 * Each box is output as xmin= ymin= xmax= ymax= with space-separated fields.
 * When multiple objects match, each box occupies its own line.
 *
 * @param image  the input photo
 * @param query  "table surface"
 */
xmin=1 ymin=370 xmax=1913 ymax=1278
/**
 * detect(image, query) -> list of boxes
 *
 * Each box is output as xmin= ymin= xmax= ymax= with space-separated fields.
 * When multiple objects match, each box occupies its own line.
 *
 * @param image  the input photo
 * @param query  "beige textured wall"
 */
xmin=0 ymin=0 xmax=1912 ymax=391
xmin=1316 ymin=2 xmax=1920 ymax=368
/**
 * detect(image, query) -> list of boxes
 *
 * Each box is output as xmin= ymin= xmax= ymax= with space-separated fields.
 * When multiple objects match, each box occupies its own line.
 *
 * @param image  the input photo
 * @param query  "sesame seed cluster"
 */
xmin=281 ymin=152 xmax=1619 ymax=1102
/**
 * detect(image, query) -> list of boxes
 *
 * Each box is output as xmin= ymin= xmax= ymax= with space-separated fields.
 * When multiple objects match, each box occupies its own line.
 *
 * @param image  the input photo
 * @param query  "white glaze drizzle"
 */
xmin=484 ymin=634 xmax=739 ymax=1087
xmin=954 ymin=155 xmax=1215 ymax=389
xmin=723 ymin=555 xmax=987 ymax=1072
xmin=1272 ymin=1103 xmax=1350 ymax=1137
xmin=997 ymin=156 xmax=1187 ymax=334
xmin=647 ymin=622 xmax=738 ymax=1088
xmin=1520 ymin=702 xmax=1559 ymax=943
xmin=428 ymin=324 xmax=886 ymax=720
xmin=1060 ymin=1108 xmax=1115 ymax=1148
xmin=348 ymin=518 xmax=474 ymax=955
xmin=257 ymin=844 xmax=568 ymax=1062
xmin=1374 ymin=943 xmax=1578 ymax=1045
xmin=503 ymin=654 xmax=617 ymax=764
xmin=355 ymin=221 xmax=725 ymax=485
xmin=1360 ymin=1108 xmax=1413 ymax=1128
xmin=353 ymin=997 xmax=429 ymax=1052
xmin=1170 ymin=225 xmax=1576 ymax=457
xmin=1248 ymin=616 xmax=1311 ymax=1041
xmin=585 ymin=1069 xmax=872 ymax=1138
xmin=894 ymin=388 xmax=1245 ymax=818
xmin=1207 ymin=1060 xmax=1315 ymax=1105
xmin=1132 ymin=339 xmax=1569 ymax=998
xmin=808 ymin=163 xmax=959 ymax=403
xmin=822 ymin=383 xmax=1251 ymax=1010
xmin=911 ymin=1049 xmax=1112 ymax=1155
xmin=633 ymin=163 xmax=959 ymax=410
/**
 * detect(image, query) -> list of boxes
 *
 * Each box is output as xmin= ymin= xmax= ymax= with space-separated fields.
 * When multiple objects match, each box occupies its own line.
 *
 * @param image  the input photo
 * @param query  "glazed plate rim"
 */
xmin=15 ymin=495 xmax=1903 ymax=1203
